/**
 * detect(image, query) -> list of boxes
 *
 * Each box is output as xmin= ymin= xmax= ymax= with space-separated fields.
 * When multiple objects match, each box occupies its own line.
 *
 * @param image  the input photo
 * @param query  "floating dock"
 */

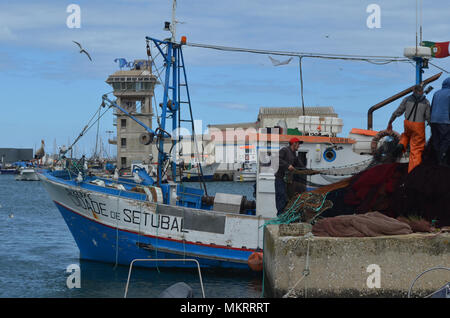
xmin=263 ymin=224 xmax=450 ymax=297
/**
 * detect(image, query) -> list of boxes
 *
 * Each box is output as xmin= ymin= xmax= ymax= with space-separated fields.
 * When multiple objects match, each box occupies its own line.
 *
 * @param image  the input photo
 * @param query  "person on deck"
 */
xmin=387 ymin=84 xmax=431 ymax=173
xmin=430 ymin=77 xmax=450 ymax=167
xmin=274 ymin=137 xmax=305 ymax=216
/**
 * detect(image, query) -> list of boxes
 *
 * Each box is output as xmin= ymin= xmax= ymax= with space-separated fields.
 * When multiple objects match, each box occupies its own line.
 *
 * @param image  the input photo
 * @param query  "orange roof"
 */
xmin=350 ymin=128 xmax=378 ymax=137
xmin=209 ymin=131 xmax=355 ymax=144
xmin=273 ymin=134 xmax=355 ymax=144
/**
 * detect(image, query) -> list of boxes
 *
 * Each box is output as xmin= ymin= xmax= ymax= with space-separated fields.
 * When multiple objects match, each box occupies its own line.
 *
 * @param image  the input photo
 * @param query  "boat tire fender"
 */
xmin=370 ymin=130 xmax=400 ymax=155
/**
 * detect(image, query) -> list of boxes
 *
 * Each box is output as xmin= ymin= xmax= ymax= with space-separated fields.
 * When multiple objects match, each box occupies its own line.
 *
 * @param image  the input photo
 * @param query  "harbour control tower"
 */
xmin=106 ymin=59 xmax=158 ymax=170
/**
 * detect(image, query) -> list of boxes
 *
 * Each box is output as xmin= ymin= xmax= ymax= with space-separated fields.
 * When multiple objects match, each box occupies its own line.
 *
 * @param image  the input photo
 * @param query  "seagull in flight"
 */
xmin=72 ymin=41 xmax=92 ymax=61
xmin=268 ymin=56 xmax=293 ymax=66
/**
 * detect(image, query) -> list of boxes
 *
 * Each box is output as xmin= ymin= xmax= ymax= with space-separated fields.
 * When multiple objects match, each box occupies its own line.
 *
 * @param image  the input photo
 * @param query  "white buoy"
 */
xmin=404 ymin=46 xmax=432 ymax=58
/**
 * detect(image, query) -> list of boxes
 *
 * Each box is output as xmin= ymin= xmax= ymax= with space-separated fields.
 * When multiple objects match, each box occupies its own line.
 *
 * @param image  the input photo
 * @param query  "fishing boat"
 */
xmin=38 ymin=6 xmax=267 ymax=269
xmin=38 ymin=2 xmax=442 ymax=270
xmin=15 ymin=167 xmax=40 ymax=181
xmin=0 ymin=167 xmax=18 ymax=175
xmin=234 ymin=162 xmax=257 ymax=182
xmin=181 ymin=162 xmax=220 ymax=182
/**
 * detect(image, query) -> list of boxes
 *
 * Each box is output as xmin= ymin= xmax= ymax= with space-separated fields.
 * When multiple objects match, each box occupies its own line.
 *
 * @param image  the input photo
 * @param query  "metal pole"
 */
xmin=367 ymin=72 xmax=442 ymax=129
xmin=124 ymin=258 xmax=205 ymax=298
xmin=299 ymin=56 xmax=305 ymax=114
xmin=159 ymin=42 xmax=173 ymax=186
xmin=299 ymin=56 xmax=306 ymax=134
xmin=171 ymin=0 xmax=177 ymax=43
xmin=172 ymin=45 xmax=178 ymax=181
xmin=415 ymin=57 xmax=423 ymax=84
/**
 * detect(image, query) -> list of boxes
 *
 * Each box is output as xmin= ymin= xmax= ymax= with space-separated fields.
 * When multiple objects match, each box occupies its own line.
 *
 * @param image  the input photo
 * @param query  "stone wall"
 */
xmin=263 ymin=224 xmax=450 ymax=298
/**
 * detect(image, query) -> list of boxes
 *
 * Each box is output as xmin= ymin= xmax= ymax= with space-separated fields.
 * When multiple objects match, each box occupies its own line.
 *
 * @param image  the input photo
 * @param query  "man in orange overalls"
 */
xmin=387 ymin=85 xmax=431 ymax=173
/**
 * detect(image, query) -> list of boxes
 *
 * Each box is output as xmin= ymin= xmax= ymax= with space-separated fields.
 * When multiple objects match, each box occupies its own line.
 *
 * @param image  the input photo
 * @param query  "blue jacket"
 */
xmin=431 ymin=77 xmax=450 ymax=124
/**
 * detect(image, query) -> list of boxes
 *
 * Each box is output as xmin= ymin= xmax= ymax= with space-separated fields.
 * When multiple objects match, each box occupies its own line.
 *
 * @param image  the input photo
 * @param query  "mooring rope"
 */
xmin=282 ymin=232 xmax=313 ymax=298
xmin=260 ymin=190 xmax=328 ymax=297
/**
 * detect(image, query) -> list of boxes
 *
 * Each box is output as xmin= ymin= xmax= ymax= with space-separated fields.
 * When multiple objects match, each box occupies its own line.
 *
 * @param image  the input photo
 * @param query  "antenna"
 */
xmin=164 ymin=0 xmax=185 ymax=43
xmin=415 ymin=0 xmax=418 ymax=52
xmin=419 ymin=0 xmax=423 ymax=44
xmin=171 ymin=0 xmax=177 ymax=42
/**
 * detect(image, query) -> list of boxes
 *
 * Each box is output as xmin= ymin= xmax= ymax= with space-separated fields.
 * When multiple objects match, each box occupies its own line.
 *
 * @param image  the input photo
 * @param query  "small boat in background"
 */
xmin=0 ymin=167 xmax=18 ymax=175
xmin=15 ymin=167 xmax=40 ymax=181
xmin=234 ymin=162 xmax=257 ymax=182
xmin=181 ymin=162 xmax=219 ymax=182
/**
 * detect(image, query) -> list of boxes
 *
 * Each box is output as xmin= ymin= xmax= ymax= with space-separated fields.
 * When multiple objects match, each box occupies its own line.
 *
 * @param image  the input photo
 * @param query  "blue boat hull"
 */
xmin=54 ymin=201 xmax=253 ymax=269
xmin=0 ymin=169 xmax=18 ymax=175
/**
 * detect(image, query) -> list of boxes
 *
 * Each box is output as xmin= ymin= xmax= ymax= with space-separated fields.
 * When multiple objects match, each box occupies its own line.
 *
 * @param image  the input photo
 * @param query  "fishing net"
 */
xmin=265 ymin=192 xmax=333 ymax=226
xmin=272 ymin=135 xmax=450 ymax=229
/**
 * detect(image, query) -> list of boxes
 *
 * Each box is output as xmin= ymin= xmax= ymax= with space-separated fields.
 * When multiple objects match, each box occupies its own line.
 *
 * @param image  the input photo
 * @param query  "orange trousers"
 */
xmin=399 ymin=120 xmax=426 ymax=173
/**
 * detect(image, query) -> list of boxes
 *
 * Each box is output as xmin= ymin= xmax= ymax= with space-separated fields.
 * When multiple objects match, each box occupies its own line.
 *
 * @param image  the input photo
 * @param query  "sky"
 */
xmin=0 ymin=0 xmax=449 ymax=157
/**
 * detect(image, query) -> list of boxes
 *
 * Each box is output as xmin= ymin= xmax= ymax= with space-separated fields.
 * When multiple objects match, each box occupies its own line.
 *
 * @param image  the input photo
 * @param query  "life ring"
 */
xmin=247 ymin=252 xmax=263 ymax=272
xmin=323 ymin=148 xmax=336 ymax=162
xmin=370 ymin=130 xmax=401 ymax=155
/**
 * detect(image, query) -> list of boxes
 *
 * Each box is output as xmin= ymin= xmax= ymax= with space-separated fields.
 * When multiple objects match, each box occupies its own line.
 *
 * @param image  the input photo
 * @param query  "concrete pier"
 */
xmin=263 ymin=224 xmax=450 ymax=297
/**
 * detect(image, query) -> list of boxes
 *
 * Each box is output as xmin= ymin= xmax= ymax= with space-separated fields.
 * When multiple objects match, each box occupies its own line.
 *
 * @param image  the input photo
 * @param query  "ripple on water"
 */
xmin=0 ymin=176 xmax=262 ymax=297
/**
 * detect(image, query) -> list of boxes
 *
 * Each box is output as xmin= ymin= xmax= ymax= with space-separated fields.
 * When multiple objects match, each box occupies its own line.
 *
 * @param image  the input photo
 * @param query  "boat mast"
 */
xmin=146 ymin=0 xmax=208 ymax=193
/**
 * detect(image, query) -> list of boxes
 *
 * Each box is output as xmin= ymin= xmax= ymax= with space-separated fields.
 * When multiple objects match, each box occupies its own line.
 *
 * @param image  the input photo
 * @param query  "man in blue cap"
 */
xmin=274 ymin=137 xmax=304 ymax=216
xmin=430 ymin=77 xmax=450 ymax=166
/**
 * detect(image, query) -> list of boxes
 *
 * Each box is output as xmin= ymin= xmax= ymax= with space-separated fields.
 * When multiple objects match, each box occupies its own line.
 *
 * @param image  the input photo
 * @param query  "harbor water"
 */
xmin=0 ymin=175 xmax=262 ymax=298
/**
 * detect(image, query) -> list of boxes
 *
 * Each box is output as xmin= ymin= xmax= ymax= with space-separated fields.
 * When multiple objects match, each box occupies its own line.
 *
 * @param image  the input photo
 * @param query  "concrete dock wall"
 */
xmin=263 ymin=224 xmax=450 ymax=298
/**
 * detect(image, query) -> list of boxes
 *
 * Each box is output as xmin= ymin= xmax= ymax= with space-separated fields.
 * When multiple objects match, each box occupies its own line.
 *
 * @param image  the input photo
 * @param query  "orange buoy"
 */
xmin=247 ymin=252 xmax=263 ymax=272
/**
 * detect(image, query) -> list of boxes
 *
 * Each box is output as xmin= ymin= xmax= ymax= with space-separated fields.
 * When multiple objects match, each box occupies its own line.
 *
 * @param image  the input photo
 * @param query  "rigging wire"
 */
xmin=186 ymin=40 xmax=412 ymax=111
xmin=66 ymin=104 xmax=112 ymax=154
xmin=428 ymin=62 xmax=450 ymax=74
xmin=185 ymin=41 xmax=411 ymax=64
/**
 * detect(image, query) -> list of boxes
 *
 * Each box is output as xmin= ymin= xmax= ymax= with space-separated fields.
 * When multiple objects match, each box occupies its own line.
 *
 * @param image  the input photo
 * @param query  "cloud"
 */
xmin=0 ymin=26 xmax=15 ymax=40
xmin=1 ymin=0 xmax=450 ymax=149
xmin=207 ymin=102 xmax=252 ymax=111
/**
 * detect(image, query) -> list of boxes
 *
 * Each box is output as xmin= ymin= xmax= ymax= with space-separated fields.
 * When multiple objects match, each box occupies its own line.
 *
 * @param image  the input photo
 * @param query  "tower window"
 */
xmin=121 ymin=119 xmax=127 ymax=128
xmin=121 ymin=157 xmax=127 ymax=166
xmin=121 ymin=138 xmax=127 ymax=147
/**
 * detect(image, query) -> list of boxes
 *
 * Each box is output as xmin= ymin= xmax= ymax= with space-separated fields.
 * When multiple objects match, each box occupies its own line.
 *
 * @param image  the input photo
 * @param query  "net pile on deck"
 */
xmin=274 ymin=141 xmax=450 ymax=230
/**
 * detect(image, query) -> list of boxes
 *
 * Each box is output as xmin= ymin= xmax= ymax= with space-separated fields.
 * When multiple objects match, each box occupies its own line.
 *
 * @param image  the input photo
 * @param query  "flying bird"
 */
xmin=72 ymin=41 xmax=92 ymax=61
xmin=268 ymin=56 xmax=293 ymax=66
